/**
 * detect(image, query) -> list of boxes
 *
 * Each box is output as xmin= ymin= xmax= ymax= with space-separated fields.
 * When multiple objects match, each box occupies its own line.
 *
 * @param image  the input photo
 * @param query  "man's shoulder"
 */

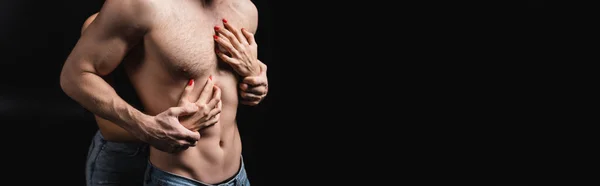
xmin=103 ymin=0 xmax=156 ymax=14
xmin=98 ymin=0 xmax=158 ymax=28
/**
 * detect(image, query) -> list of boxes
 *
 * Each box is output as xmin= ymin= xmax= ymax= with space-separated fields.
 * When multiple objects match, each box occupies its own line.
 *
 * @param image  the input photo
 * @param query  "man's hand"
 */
xmin=179 ymin=77 xmax=222 ymax=131
xmin=138 ymin=104 xmax=201 ymax=153
xmin=214 ymin=19 xmax=260 ymax=77
xmin=239 ymin=61 xmax=268 ymax=106
xmin=140 ymin=77 xmax=223 ymax=153
xmin=60 ymin=0 xmax=204 ymax=153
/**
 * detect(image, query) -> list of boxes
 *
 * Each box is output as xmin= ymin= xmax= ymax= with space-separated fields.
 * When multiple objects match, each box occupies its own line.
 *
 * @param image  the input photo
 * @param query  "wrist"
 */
xmin=124 ymin=110 xmax=153 ymax=142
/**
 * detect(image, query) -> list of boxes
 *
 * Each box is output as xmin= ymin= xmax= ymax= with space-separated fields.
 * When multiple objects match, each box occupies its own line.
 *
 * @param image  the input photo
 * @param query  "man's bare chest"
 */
xmin=140 ymin=0 xmax=257 ymax=77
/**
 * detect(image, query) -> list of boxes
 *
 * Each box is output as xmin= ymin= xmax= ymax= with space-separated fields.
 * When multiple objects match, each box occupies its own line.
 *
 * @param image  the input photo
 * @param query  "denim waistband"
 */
xmin=146 ymin=156 xmax=246 ymax=186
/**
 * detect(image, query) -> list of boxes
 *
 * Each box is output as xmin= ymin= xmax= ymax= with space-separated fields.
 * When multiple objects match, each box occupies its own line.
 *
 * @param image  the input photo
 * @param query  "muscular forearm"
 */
xmin=60 ymin=68 xmax=149 ymax=133
xmin=77 ymin=13 xmax=144 ymax=129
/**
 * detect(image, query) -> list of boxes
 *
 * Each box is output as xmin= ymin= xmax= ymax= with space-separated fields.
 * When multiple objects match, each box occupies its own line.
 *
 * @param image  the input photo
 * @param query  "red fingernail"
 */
xmin=214 ymin=26 xmax=219 ymax=30
xmin=241 ymin=28 xmax=245 ymax=31
xmin=188 ymin=79 xmax=194 ymax=86
xmin=213 ymin=35 xmax=218 ymax=39
xmin=222 ymin=18 xmax=228 ymax=23
xmin=209 ymin=75 xmax=212 ymax=80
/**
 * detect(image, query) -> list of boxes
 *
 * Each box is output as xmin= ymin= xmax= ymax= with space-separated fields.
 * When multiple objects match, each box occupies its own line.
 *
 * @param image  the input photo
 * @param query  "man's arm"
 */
xmin=80 ymin=12 xmax=122 ymax=131
xmin=60 ymin=0 xmax=200 ymax=152
xmin=61 ymin=0 xmax=149 ymax=132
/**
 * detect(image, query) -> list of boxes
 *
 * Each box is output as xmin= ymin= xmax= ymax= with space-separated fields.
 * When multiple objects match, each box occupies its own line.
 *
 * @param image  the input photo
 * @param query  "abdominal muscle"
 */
xmin=97 ymin=57 xmax=243 ymax=184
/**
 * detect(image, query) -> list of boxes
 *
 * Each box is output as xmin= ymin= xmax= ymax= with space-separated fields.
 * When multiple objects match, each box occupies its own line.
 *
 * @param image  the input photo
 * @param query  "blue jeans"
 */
xmin=85 ymin=131 xmax=149 ymax=186
xmin=144 ymin=157 xmax=250 ymax=186
xmin=86 ymin=130 xmax=250 ymax=186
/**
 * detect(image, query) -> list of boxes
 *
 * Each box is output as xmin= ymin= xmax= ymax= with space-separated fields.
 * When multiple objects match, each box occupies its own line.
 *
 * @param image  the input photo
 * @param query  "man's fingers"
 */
xmin=197 ymin=76 xmax=215 ymax=104
xmin=242 ymin=76 xmax=267 ymax=87
xmin=169 ymin=129 xmax=200 ymax=153
xmin=254 ymin=85 xmax=268 ymax=96
xmin=241 ymin=84 xmax=267 ymax=95
xmin=180 ymin=130 xmax=201 ymax=142
xmin=168 ymin=104 xmax=199 ymax=117
xmin=178 ymin=79 xmax=195 ymax=106
xmin=240 ymin=83 xmax=248 ymax=90
xmin=176 ymin=140 xmax=193 ymax=149
xmin=241 ymin=100 xmax=259 ymax=106
xmin=187 ymin=140 xmax=197 ymax=147
xmin=169 ymin=145 xmax=189 ymax=153
xmin=241 ymin=92 xmax=262 ymax=101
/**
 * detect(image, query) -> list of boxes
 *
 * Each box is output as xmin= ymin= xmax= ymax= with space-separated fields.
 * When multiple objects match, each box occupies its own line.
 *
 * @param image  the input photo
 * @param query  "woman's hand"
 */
xmin=178 ymin=77 xmax=222 ymax=132
xmin=214 ymin=19 xmax=261 ymax=77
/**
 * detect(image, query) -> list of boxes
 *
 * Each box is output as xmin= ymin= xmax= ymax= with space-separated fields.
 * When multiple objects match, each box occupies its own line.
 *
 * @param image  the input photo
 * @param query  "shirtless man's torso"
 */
xmin=64 ymin=0 xmax=259 ymax=184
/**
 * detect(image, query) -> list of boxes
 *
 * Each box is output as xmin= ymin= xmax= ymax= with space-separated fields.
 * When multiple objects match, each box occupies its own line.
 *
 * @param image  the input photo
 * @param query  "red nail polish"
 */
xmin=188 ymin=79 xmax=194 ymax=86
xmin=213 ymin=35 xmax=218 ymax=39
xmin=209 ymin=75 xmax=213 ymax=80
xmin=241 ymin=28 xmax=245 ymax=31
xmin=222 ymin=18 xmax=227 ymax=23
xmin=214 ymin=26 xmax=219 ymax=30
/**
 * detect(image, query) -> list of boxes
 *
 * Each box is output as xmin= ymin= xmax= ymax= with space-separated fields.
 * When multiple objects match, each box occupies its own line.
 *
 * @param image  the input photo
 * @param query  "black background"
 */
xmin=0 ymin=0 xmax=557 ymax=185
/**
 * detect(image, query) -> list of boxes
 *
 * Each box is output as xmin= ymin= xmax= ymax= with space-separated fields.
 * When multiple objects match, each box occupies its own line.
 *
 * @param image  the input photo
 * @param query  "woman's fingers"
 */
xmin=222 ymin=18 xmax=248 ymax=45
xmin=241 ymin=28 xmax=256 ymax=46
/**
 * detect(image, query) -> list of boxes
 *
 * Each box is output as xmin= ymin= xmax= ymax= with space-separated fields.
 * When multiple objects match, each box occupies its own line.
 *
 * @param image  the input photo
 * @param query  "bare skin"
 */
xmin=81 ymin=13 xmax=224 ymax=145
xmin=80 ymin=11 xmax=267 ymax=143
xmin=61 ymin=0 xmax=262 ymax=183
